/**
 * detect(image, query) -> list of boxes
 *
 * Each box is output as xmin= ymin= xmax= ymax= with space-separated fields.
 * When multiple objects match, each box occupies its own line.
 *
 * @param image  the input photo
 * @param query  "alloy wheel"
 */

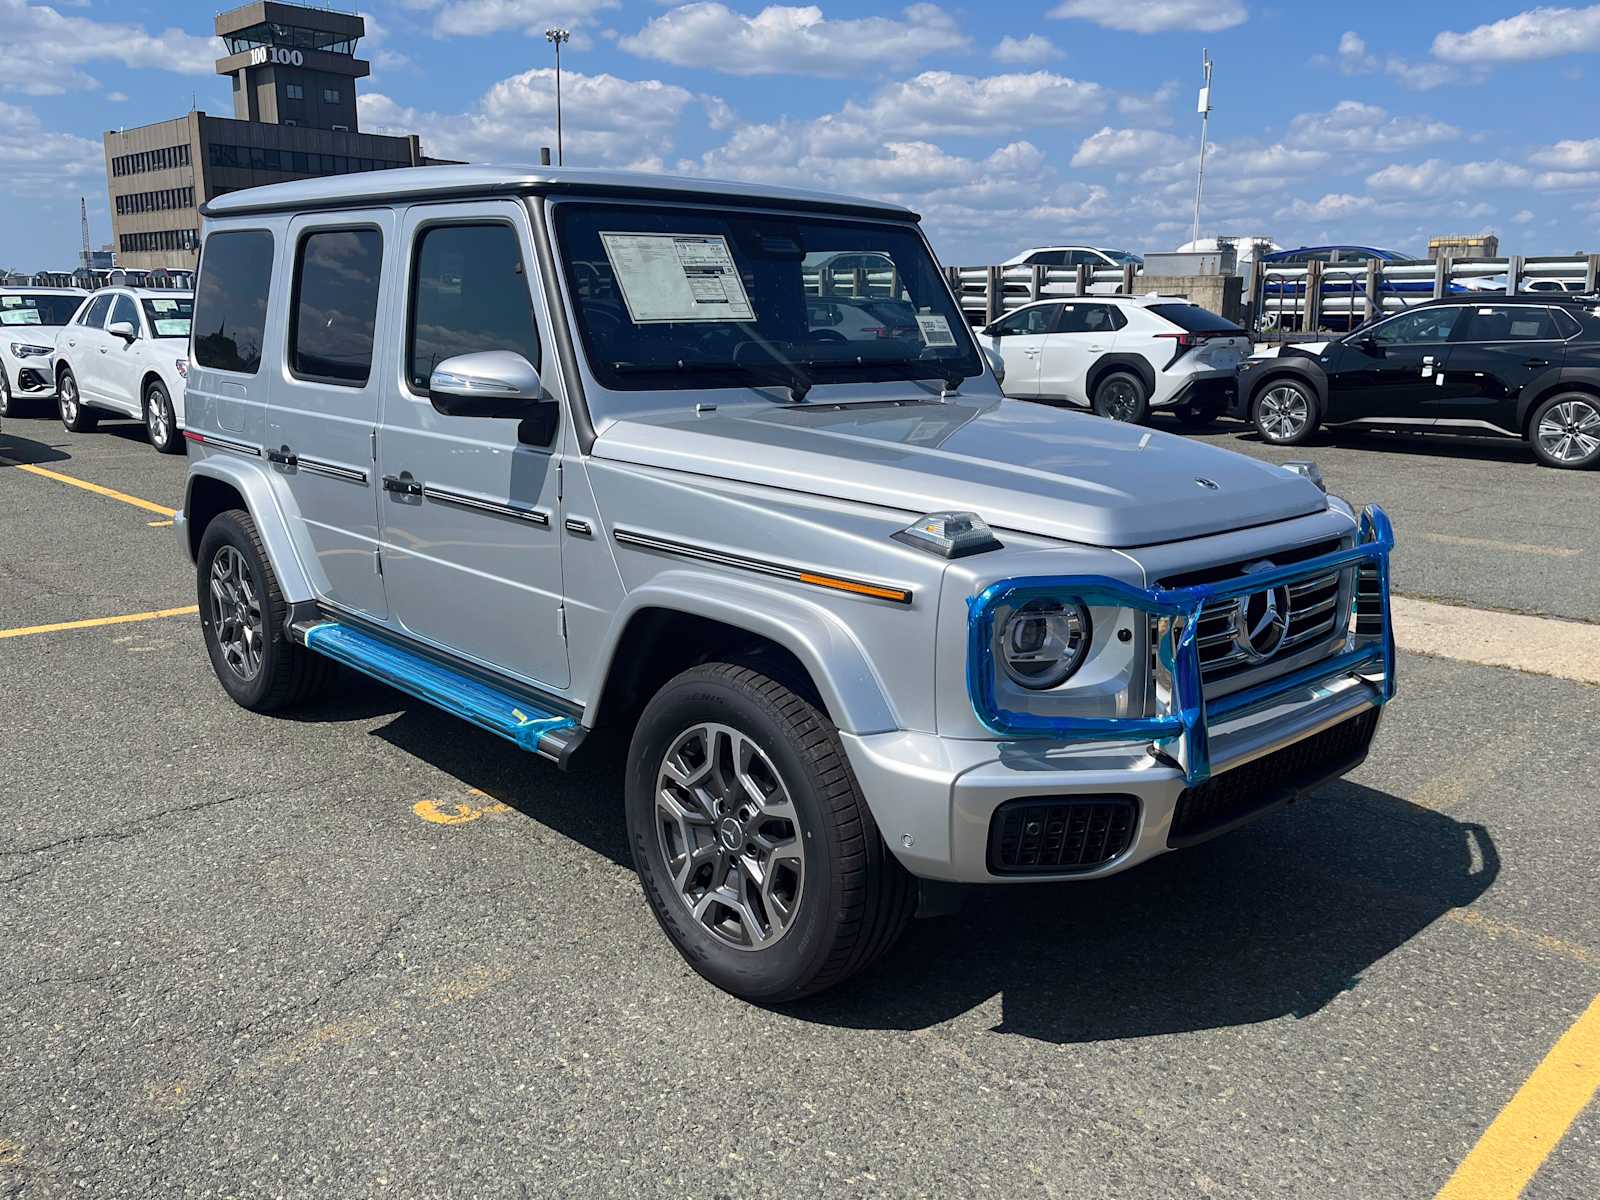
xmin=59 ymin=376 xmax=77 ymax=424
xmin=147 ymin=390 xmax=170 ymax=447
xmin=208 ymin=545 xmax=264 ymax=681
xmin=1258 ymin=385 xmax=1310 ymax=441
xmin=655 ymin=722 xmax=806 ymax=951
xmin=1536 ymin=399 xmax=1600 ymax=464
xmin=0 ymin=372 xmax=11 ymax=416
xmin=1100 ymin=378 xmax=1140 ymax=422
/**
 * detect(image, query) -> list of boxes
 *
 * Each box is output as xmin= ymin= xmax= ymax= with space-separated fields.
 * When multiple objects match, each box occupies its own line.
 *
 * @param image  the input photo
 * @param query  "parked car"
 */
xmin=177 ymin=165 xmax=1396 ymax=1002
xmin=1003 ymin=245 xmax=1145 ymax=269
xmin=1234 ymin=295 xmax=1600 ymax=468
xmin=979 ymin=295 xmax=1249 ymax=427
xmin=0 ymin=285 xmax=86 ymax=420
xmin=1257 ymin=245 xmax=1498 ymax=332
xmin=806 ymin=295 xmax=920 ymax=342
xmin=53 ymin=287 xmax=194 ymax=452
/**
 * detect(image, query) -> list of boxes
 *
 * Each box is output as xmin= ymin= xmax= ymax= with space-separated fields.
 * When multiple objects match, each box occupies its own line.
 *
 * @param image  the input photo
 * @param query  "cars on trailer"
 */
xmin=0 ymin=286 xmax=85 ymax=421
xmin=1234 ymin=294 xmax=1600 ymax=468
xmin=176 ymin=164 xmax=1396 ymax=1002
xmin=53 ymin=288 xmax=194 ymax=453
xmin=979 ymin=295 xmax=1249 ymax=427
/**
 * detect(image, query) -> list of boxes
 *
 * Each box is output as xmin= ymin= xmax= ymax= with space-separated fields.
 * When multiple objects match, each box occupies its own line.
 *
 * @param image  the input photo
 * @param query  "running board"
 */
xmin=295 ymin=620 xmax=583 ymax=766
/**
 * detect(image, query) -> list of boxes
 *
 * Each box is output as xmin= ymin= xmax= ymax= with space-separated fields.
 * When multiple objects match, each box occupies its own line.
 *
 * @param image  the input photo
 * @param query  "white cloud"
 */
xmin=844 ymin=70 xmax=1107 ymax=138
xmin=1533 ymin=169 xmax=1600 ymax=189
xmin=0 ymin=0 xmax=220 ymax=93
xmin=1367 ymin=158 xmax=1532 ymax=195
xmin=1433 ymin=5 xmax=1600 ymax=63
xmin=993 ymin=34 xmax=1061 ymax=64
xmin=1326 ymin=28 xmax=1459 ymax=91
xmin=619 ymin=3 xmax=969 ymax=76
xmin=410 ymin=0 xmax=618 ymax=40
xmin=1528 ymin=137 xmax=1600 ymax=168
xmin=359 ymin=67 xmax=696 ymax=165
xmin=1286 ymin=101 xmax=1460 ymax=152
xmin=1512 ymin=208 xmax=1536 ymax=223
xmin=1116 ymin=81 xmax=1178 ymax=123
xmin=1048 ymin=0 xmax=1247 ymax=33
xmin=1276 ymin=192 xmax=1377 ymax=221
xmin=0 ymin=97 xmax=105 ymax=199
xmin=1071 ymin=126 xmax=1187 ymax=168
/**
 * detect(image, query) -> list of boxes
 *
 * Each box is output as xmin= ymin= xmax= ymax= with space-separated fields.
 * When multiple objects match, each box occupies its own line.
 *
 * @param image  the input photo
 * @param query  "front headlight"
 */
xmin=9 ymin=342 xmax=52 ymax=358
xmin=998 ymin=598 xmax=1091 ymax=689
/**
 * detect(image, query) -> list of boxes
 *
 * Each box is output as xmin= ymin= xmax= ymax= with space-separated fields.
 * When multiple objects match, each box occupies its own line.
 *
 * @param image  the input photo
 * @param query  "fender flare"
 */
xmin=182 ymin=457 xmax=316 ymax=603
xmin=585 ymin=570 xmax=901 ymax=736
xmin=1515 ymin=365 xmax=1600 ymax=433
xmin=1085 ymin=353 xmax=1156 ymax=403
xmin=1242 ymin=358 xmax=1330 ymax=420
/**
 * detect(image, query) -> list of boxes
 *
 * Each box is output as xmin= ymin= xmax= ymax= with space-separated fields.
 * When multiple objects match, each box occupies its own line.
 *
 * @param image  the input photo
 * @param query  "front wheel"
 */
xmin=58 ymin=369 xmax=98 ymax=433
xmin=1529 ymin=393 xmax=1600 ymax=469
xmin=1091 ymin=371 xmax=1150 ymax=424
xmin=144 ymin=381 xmax=182 ymax=454
xmin=1252 ymin=380 xmax=1319 ymax=445
xmin=626 ymin=663 xmax=914 ymax=1002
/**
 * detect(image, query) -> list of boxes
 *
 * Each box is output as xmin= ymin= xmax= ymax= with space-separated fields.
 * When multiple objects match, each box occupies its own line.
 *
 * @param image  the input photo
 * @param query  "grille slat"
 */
xmin=989 ymin=797 xmax=1138 ymax=875
xmin=1354 ymin=564 xmax=1384 ymax=636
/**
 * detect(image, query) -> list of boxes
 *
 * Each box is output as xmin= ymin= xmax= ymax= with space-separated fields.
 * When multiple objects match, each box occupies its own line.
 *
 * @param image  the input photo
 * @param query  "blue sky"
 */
xmin=3 ymin=1 xmax=1600 ymax=271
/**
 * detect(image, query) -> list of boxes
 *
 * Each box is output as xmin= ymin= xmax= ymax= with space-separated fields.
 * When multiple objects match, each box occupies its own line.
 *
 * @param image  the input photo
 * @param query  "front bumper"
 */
xmin=2 ymin=359 xmax=57 ymax=400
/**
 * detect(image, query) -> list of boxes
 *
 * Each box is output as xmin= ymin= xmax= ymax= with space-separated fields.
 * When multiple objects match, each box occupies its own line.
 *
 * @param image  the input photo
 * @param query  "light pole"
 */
xmin=545 ymin=27 xmax=570 ymax=166
xmin=1192 ymin=48 xmax=1213 ymax=248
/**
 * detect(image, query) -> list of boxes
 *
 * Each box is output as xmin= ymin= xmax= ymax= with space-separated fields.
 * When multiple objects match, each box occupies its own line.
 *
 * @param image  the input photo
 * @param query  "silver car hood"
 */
xmin=594 ymin=396 xmax=1327 ymax=548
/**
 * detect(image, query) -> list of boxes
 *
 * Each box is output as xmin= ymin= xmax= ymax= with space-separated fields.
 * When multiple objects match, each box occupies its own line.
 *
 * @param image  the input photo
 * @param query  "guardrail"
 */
xmin=942 ymin=263 xmax=1141 ymax=326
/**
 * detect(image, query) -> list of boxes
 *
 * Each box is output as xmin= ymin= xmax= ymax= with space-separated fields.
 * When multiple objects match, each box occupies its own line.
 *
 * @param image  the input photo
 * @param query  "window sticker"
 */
xmin=152 ymin=319 xmax=189 ymax=337
xmin=1 ymin=296 xmax=21 ymax=306
xmin=1509 ymin=321 xmax=1542 ymax=337
xmin=916 ymin=314 xmax=957 ymax=348
xmin=599 ymin=232 xmax=755 ymax=324
xmin=150 ymin=298 xmax=177 ymax=312
xmin=0 ymin=309 xmax=42 ymax=325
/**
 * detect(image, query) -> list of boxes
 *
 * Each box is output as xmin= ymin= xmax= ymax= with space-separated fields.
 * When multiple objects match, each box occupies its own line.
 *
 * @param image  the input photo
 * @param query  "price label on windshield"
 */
xmin=600 ymin=232 xmax=755 ymax=324
xmin=916 ymin=314 xmax=957 ymax=347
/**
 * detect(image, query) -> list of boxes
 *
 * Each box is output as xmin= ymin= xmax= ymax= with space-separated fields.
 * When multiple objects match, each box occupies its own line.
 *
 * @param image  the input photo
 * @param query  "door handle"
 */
xmin=1523 ymin=358 xmax=1549 ymax=368
xmin=266 ymin=445 xmax=297 ymax=466
xmin=382 ymin=473 xmax=422 ymax=497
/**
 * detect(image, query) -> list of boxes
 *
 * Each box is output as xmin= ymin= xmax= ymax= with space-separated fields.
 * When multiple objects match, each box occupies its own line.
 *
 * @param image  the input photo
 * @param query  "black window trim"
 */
xmin=286 ymin=221 xmax=385 ymax=389
xmin=193 ymin=227 xmax=275 ymax=377
xmin=1448 ymin=303 xmax=1570 ymax=345
xmin=401 ymin=215 xmax=542 ymax=400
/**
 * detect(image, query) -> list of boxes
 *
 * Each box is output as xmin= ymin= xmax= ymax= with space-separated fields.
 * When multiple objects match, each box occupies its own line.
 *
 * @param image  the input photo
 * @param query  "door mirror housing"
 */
xmin=108 ymin=321 xmax=137 ymax=342
xmin=428 ymin=351 xmax=546 ymax=419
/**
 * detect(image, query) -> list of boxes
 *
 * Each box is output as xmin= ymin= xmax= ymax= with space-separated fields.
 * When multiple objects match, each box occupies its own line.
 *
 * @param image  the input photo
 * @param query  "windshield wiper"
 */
xmin=790 ymin=356 xmax=968 ymax=395
xmin=610 ymin=360 xmax=812 ymax=403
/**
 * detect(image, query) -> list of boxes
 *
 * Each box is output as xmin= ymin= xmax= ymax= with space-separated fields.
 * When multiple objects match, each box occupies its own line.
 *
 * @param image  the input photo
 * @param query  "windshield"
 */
xmin=0 ymin=293 xmax=81 ymax=328
xmin=142 ymin=296 xmax=194 ymax=338
xmin=1103 ymin=250 xmax=1143 ymax=266
xmin=554 ymin=202 xmax=981 ymax=399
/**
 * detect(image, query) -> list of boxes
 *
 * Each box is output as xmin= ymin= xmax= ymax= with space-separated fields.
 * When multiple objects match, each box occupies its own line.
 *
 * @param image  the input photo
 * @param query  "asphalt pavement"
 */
xmin=2 ymin=406 xmax=1597 ymax=1199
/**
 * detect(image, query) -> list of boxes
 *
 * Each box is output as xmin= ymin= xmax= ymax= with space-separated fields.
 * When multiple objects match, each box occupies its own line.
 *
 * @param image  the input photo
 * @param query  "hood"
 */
xmin=594 ymin=396 xmax=1327 ymax=548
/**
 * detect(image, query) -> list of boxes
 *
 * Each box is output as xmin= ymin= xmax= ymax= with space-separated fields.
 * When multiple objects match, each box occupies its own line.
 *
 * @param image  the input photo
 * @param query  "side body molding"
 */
xmin=585 ymin=569 xmax=901 ymax=736
xmin=182 ymin=456 xmax=316 ymax=604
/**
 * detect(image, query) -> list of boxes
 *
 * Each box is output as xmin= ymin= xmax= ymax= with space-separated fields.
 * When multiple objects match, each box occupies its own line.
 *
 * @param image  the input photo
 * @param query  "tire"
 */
xmin=0 ymin=367 xmax=18 ymax=418
xmin=1091 ymin=370 xmax=1150 ymax=423
xmin=144 ymin=380 xmax=182 ymax=454
xmin=1252 ymin=378 xmax=1319 ymax=445
xmin=1528 ymin=392 xmax=1600 ymax=469
xmin=58 ymin=368 xmax=98 ymax=433
xmin=196 ymin=508 xmax=331 ymax=712
xmin=626 ymin=663 xmax=915 ymax=1003
xmin=1173 ymin=396 xmax=1223 ymax=429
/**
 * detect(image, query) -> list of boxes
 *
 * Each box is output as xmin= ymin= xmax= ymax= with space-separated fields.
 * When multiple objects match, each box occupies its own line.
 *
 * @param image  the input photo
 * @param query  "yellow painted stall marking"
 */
xmin=413 ymin=788 xmax=510 ymax=826
xmin=0 ymin=605 xmax=198 ymax=641
xmin=0 ymin=456 xmax=176 ymax=516
xmin=1435 ymin=991 xmax=1600 ymax=1199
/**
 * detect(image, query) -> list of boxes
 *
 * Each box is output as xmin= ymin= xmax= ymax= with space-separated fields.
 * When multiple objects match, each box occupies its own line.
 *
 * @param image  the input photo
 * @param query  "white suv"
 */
xmin=1 ymin=286 xmax=86 ymax=423
xmin=54 ymin=287 xmax=194 ymax=453
xmin=979 ymin=295 xmax=1250 ymax=427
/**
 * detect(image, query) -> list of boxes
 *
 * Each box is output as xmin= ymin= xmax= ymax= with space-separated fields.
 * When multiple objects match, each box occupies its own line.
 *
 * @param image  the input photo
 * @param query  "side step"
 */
xmin=296 ymin=620 xmax=583 ymax=766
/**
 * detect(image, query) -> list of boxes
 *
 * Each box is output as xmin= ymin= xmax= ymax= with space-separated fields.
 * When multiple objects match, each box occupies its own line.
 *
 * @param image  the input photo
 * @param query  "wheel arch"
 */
xmin=1085 ymin=353 xmax=1155 ymax=402
xmin=1245 ymin=361 xmax=1329 ymax=419
xmin=1517 ymin=369 xmax=1600 ymax=436
xmin=183 ymin=460 xmax=315 ymax=603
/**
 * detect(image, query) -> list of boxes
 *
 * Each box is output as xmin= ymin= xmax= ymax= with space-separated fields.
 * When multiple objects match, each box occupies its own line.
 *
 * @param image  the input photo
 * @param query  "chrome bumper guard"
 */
xmin=967 ymin=505 xmax=1396 ymax=787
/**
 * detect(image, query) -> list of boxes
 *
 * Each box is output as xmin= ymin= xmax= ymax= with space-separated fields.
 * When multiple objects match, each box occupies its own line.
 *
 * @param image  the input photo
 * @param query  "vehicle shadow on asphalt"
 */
xmin=0 ymin=427 xmax=72 ymax=465
xmin=1218 ymin=425 xmax=1537 ymax=466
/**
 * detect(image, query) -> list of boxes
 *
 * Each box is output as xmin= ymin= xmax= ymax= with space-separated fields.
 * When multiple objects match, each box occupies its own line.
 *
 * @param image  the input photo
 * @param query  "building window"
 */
xmin=118 ymin=229 xmax=199 ymax=253
xmin=193 ymin=230 xmax=274 ymax=374
xmin=286 ymin=83 xmax=304 ymax=100
xmin=290 ymin=227 xmax=383 ymax=385
xmin=323 ymin=88 xmax=340 ymax=104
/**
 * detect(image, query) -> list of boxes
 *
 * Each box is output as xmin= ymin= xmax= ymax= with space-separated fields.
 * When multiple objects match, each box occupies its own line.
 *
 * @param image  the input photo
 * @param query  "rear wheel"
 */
xmin=58 ymin=369 xmax=98 ymax=433
xmin=627 ymin=663 xmax=914 ymax=1002
xmin=1529 ymin=393 xmax=1600 ymax=469
xmin=0 ymin=368 xmax=16 ymax=418
xmin=144 ymin=380 xmax=181 ymax=454
xmin=1252 ymin=379 xmax=1318 ymax=445
xmin=1091 ymin=370 xmax=1150 ymax=424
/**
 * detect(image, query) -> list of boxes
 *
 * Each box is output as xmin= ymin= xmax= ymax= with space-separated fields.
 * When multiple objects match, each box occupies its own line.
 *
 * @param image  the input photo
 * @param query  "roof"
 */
xmin=1415 ymin=292 xmax=1597 ymax=307
xmin=1261 ymin=245 xmax=1406 ymax=259
xmin=201 ymin=164 xmax=919 ymax=222
xmin=0 ymin=286 xmax=87 ymax=295
xmin=1004 ymin=294 xmax=1187 ymax=309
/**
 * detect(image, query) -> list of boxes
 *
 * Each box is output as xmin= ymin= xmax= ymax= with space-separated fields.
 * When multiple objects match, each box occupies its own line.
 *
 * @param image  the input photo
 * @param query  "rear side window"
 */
xmin=407 ymin=223 xmax=540 ymax=392
xmin=290 ymin=228 xmax=383 ymax=386
xmin=1457 ymin=305 xmax=1563 ymax=342
xmin=194 ymin=230 xmax=273 ymax=374
xmin=1551 ymin=308 xmax=1583 ymax=338
xmin=1148 ymin=303 xmax=1243 ymax=334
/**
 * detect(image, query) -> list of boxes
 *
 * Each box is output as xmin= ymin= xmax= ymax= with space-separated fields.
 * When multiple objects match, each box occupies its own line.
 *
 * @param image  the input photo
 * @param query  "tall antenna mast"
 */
xmin=1192 ymin=49 xmax=1213 ymax=248
xmin=79 ymin=197 xmax=92 ymax=270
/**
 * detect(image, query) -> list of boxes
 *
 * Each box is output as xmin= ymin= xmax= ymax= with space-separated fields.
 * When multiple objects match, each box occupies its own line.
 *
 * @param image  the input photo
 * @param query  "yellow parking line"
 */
xmin=0 ymin=605 xmax=198 ymax=641
xmin=1435 ymin=992 xmax=1600 ymax=1199
xmin=0 ymin=456 xmax=176 ymax=517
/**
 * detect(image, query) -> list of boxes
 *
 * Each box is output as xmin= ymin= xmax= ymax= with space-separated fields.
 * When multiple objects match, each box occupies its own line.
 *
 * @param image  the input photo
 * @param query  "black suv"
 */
xmin=1233 ymin=295 xmax=1600 ymax=468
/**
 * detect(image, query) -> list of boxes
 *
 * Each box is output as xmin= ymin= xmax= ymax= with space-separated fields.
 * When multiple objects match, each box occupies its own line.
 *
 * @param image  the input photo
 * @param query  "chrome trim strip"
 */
xmin=196 ymin=432 xmax=261 ymax=457
xmin=422 ymin=483 xmax=549 ymax=525
xmin=613 ymin=527 xmax=914 ymax=605
xmin=298 ymin=457 xmax=369 ymax=485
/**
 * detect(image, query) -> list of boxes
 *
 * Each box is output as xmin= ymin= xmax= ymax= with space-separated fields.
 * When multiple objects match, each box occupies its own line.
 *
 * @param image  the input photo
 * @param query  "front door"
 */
xmin=1325 ymin=304 xmax=1466 ymax=424
xmin=983 ymin=302 xmax=1060 ymax=398
xmin=1039 ymin=301 xmax=1120 ymax=403
xmin=1431 ymin=305 xmax=1569 ymax=431
xmin=375 ymin=201 xmax=568 ymax=690
xmin=63 ymin=292 xmax=114 ymax=403
xmin=267 ymin=212 xmax=392 ymax=619
xmin=102 ymin=292 xmax=144 ymax=415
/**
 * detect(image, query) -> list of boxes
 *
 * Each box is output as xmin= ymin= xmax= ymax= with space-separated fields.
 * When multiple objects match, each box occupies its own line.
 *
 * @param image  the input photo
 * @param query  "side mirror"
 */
xmin=1357 ymin=334 xmax=1379 ymax=354
xmin=428 ymin=351 xmax=546 ymax=419
xmin=108 ymin=321 xmax=137 ymax=342
xmin=983 ymin=324 xmax=1005 ymax=338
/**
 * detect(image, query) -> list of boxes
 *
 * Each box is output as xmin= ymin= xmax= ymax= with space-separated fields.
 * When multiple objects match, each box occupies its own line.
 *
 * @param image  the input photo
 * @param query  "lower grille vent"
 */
xmin=988 ymin=797 xmax=1138 ymax=874
xmin=1354 ymin=565 xmax=1384 ymax=636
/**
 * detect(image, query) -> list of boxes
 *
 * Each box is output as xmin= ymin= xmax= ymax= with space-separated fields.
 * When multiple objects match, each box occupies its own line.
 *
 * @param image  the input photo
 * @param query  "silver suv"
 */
xmin=177 ymin=167 xmax=1396 ymax=1002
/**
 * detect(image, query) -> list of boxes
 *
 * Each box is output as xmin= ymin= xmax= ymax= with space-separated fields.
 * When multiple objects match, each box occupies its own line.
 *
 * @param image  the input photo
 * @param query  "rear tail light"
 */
xmin=1155 ymin=331 xmax=1200 ymax=365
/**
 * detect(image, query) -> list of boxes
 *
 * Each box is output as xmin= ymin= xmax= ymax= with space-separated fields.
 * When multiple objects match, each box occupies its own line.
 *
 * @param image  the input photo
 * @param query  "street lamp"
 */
xmin=545 ymin=27 xmax=570 ymax=166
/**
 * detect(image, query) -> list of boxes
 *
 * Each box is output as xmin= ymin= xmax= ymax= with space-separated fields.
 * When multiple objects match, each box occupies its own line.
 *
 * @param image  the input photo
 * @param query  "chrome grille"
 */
xmin=1193 ymin=568 xmax=1347 ymax=683
xmin=1354 ymin=564 xmax=1383 ymax=636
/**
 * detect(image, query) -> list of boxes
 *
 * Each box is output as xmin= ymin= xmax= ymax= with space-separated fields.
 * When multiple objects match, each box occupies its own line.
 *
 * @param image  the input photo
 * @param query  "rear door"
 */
xmin=1326 ymin=304 xmax=1466 ymax=424
xmin=1039 ymin=302 xmax=1120 ymax=402
xmin=375 ymin=201 xmax=568 ymax=689
xmin=982 ymin=302 xmax=1060 ymax=397
xmin=1434 ymin=305 xmax=1569 ymax=430
xmin=268 ymin=212 xmax=392 ymax=619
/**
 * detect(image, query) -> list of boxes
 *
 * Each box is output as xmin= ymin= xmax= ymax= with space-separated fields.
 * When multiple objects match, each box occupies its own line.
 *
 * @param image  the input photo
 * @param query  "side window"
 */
xmin=81 ymin=294 xmax=114 ymax=328
xmin=1552 ymin=308 xmax=1583 ymax=338
xmin=407 ymin=223 xmax=541 ymax=392
xmin=1082 ymin=304 xmax=1122 ymax=333
xmin=110 ymin=294 xmax=139 ymax=330
xmin=1055 ymin=305 xmax=1087 ymax=334
xmin=1458 ymin=305 xmax=1562 ymax=342
xmin=290 ymin=228 xmax=383 ymax=386
xmin=1026 ymin=251 xmax=1066 ymax=267
xmin=992 ymin=304 xmax=1056 ymax=335
xmin=193 ymin=230 xmax=274 ymax=374
xmin=1370 ymin=307 xmax=1463 ymax=346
